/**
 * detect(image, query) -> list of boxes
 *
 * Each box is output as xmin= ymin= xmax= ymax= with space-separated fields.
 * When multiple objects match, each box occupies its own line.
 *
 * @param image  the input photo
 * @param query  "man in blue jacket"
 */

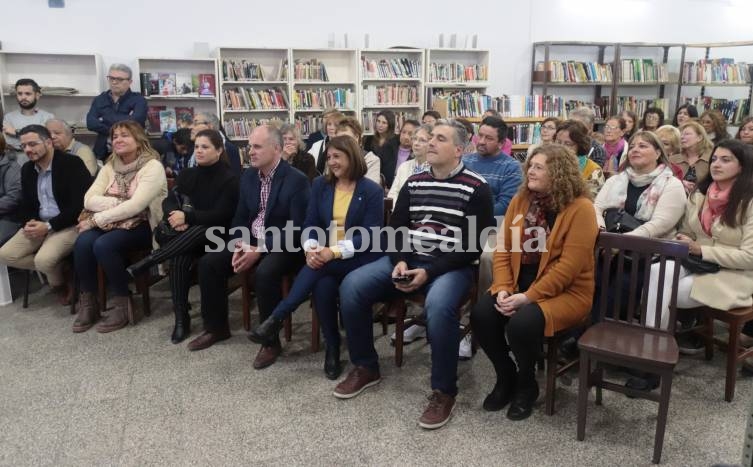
xmin=188 ymin=125 xmax=310 ymax=371
xmin=86 ymin=64 xmax=147 ymax=159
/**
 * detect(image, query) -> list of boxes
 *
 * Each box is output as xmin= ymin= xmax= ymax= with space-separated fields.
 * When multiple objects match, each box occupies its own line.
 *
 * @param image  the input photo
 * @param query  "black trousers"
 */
xmin=197 ymin=249 xmax=303 ymax=333
xmin=152 ymin=225 xmax=210 ymax=312
xmin=471 ymin=292 xmax=545 ymax=386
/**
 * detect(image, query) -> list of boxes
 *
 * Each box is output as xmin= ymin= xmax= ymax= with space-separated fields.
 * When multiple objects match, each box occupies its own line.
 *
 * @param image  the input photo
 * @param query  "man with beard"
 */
xmin=2 ymin=79 xmax=55 ymax=165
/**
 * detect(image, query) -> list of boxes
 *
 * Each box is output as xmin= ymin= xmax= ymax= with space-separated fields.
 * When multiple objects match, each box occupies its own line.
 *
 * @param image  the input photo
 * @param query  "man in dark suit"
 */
xmin=0 ymin=124 xmax=91 ymax=305
xmin=188 ymin=125 xmax=311 ymax=370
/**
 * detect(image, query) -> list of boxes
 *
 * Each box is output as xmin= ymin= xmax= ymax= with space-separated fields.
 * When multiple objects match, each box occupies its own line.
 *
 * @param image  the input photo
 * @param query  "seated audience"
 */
xmin=125 ymin=129 xmax=239 ymax=343
xmin=309 ymin=111 xmax=344 ymax=174
xmin=700 ymin=109 xmax=730 ymax=146
xmin=421 ymin=110 xmax=441 ymax=126
xmin=363 ymin=110 xmax=396 ymax=155
xmin=674 ymin=121 xmax=714 ymax=194
xmin=189 ymin=112 xmax=242 ymax=173
xmin=0 ymin=134 xmax=22 ymax=245
xmin=472 ymin=143 xmax=598 ymax=421
xmin=526 ymin=117 xmax=559 ymax=157
xmin=479 ymin=109 xmax=513 ymax=155
xmin=334 ymin=116 xmax=381 ymax=185
xmin=0 ymin=125 xmax=90 ymax=305
xmin=72 ymin=121 xmax=167 ymax=333
xmin=280 ymin=123 xmax=317 ymax=182
xmin=569 ymin=107 xmax=606 ymax=167
xmin=736 ymin=116 xmax=753 ymax=146
xmin=249 ymin=136 xmax=384 ymax=378
xmin=655 ymin=125 xmax=685 ymax=179
xmin=620 ymin=110 xmax=639 ymax=140
xmin=640 ymin=107 xmax=664 ymax=132
xmin=187 ymin=125 xmax=310 ymax=370
xmin=334 ymin=121 xmax=494 ymax=430
xmin=672 ymin=103 xmax=699 ymax=127
xmin=46 ymin=118 xmax=98 ymax=176
xmin=376 ymin=119 xmax=419 ymax=188
xmin=387 ymin=124 xmax=432 ymax=203
xmin=555 ymin=120 xmax=604 ymax=195
xmin=602 ymin=115 xmax=628 ymax=175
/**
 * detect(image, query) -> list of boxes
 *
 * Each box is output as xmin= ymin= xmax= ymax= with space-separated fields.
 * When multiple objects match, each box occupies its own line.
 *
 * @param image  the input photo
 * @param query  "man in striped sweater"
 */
xmin=334 ymin=121 xmax=494 ymax=430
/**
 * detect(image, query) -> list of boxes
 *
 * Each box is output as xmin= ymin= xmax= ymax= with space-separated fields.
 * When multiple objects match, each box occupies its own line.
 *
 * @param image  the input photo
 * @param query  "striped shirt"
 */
xmin=251 ymin=160 xmax=280 ymax=240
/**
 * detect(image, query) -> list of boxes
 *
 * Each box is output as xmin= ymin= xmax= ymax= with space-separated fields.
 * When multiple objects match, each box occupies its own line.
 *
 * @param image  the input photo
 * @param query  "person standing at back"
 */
xmin=2 ymin=79 xmax=55 ymax=165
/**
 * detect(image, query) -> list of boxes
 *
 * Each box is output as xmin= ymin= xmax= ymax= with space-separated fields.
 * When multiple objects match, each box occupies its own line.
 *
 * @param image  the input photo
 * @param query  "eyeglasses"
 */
xmin=106 ymin=76 xmax=130 ymax=83
xmin=19 ymin=140 xmax=45 ymax=149
xmin=604 ymin=125 xmax=621 ymax=131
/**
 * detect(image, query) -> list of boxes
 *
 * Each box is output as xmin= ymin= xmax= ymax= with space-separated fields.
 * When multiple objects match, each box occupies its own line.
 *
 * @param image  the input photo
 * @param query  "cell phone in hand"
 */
xmin=392 ymin=275 xmax=412 ymax=284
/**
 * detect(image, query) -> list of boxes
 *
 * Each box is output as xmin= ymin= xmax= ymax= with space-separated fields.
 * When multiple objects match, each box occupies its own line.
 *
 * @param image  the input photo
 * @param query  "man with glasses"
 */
xmin=0 ymin=125 xmax=91 ymax=305
xmin=2 ymin=79 xmax=55 ymax=165
xmin=86 ymin=64 xmax=147 ymax=159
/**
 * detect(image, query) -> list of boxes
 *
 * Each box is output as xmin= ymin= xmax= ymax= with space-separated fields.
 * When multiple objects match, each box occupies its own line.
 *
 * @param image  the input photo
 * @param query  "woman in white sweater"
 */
xmin=72 ymin=121 xmax=167 ymax=334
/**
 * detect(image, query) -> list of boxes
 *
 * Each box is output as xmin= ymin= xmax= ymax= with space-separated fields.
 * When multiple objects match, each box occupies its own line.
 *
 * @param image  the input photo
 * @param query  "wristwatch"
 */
xmin=45 ymin=221 xmax=53 ymax=232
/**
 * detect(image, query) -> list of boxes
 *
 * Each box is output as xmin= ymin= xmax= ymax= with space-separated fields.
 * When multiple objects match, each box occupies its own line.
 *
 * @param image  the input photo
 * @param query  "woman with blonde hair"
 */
xmin=673 ymin=121 xmax=714 ymax=194
xmin=72 ymin=120 xmax=167 ymax=333
xmin=471 ymin=143 xmax=598 ymax=420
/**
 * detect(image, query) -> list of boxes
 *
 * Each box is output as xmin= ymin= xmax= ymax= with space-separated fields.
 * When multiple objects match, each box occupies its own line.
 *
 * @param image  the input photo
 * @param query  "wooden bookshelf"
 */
xmin=359 ymin=48 xmax=424 ymax=125
xmin=425 ymin=48 xmax=490 ymax=115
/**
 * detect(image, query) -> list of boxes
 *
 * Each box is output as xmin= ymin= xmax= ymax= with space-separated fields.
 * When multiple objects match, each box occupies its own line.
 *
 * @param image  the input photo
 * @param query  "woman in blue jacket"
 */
xmin=249 ymin=135 xmax=384 ymax=379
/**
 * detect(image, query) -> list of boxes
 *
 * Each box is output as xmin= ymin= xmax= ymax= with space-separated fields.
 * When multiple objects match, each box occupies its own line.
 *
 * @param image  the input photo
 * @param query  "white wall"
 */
xmin=1 ymin=0 xmax=751 ymax=96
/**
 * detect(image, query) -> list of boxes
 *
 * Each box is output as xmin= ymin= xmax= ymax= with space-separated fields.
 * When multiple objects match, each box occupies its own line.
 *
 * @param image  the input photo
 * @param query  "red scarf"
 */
xmin=700 ymin=181 xmax=730 ymax=236
xmin=521 ymin=192 xmax=553 ymax=264
xmin=604 ymin=138 xmax=625 ymax=172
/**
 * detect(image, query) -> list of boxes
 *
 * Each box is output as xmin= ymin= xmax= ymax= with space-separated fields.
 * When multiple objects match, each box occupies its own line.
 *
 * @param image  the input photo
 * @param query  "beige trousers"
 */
xmin=0 ymin=227 xmax=78 ymax=286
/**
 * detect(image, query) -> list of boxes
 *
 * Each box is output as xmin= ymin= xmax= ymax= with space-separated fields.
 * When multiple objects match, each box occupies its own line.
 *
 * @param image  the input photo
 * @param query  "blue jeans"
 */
xmin=74 ymin=224 xmax=152 ymax=296
xmin=339 ymin=255 xmax=473 ymax=397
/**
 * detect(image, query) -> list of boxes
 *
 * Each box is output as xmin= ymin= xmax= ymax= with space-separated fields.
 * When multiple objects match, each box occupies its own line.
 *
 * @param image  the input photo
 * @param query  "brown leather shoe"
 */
xmin=253 ymin=343 xmax=282 ymax=370
xmin=418 ymin=390 xmax=455 ymax=430
xmin=187 ymin=329 xmax=231 ymax=351
xmin=96 ymin=295 xmax=130 ymax=333
xmin=72 ymin=292 xmax=100 ymax=333
xmin=53 ymin=283 xmax=74 ymax=306
xmin=333 ymin=366 xmax=381 ymax=399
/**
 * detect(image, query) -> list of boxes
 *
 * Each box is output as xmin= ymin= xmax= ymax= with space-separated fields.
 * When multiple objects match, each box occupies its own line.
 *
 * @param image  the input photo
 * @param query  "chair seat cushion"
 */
xmin=578 ymin=322 xmax=679 ymax=367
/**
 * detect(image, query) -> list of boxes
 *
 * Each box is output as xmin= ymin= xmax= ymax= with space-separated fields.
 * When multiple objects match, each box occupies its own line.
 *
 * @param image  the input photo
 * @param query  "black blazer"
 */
xmin=230 ymin=160 xmax=311 ymax=250
xmin=18 ymin=150 xmax=92 ymax=230
xmin=375 ymin=135 xmax=401 ymax=188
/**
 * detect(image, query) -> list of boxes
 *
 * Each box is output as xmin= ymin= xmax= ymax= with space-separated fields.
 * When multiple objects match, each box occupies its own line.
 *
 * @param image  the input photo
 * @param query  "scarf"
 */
xmin=521 ymin=192 xmax=553 ymax=264
xmin=111 ymin=154 xmax=148 ymax=198
xmin=577 ymin=155 xmax=588 ymax=173
xmin=700 ymin=181 xmax=730 ymax=236
xmin=604 ymin=139 xmax=625 ymax=172
xmin=599 ymin=163 xmax=675 ymax=222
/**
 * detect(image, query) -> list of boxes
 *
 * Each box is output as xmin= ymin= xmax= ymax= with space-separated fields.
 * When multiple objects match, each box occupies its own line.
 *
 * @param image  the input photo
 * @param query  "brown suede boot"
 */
xmin=72 ymin=292 xmax=100 ymax=333
xmin=96 ymin=295 xmax=131 ymax=333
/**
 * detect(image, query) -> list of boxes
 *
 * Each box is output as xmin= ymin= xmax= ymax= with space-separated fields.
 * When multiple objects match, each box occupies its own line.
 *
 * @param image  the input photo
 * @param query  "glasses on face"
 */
xmin=106 ymin=76 xmax=130 ymax=83
xmin=604 ymin=125 xmax=620 ymax=131
xmin=20 ymin=140 xmax=45 ymax=150
xmin=412 ymin=137 xmax=429 ymax=144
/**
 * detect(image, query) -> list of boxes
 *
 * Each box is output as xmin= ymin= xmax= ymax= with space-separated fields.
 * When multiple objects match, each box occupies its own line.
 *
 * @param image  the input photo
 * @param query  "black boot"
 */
xmin=126 ymin=256 xmax=155 ymax=278
xmin=324 ymin=344 xmax=342 ymax=380
xmin=248 ymin=315 xmax=283 ymax=344
xmin=483 ymin=357 xmax=517 ymax=411
xmin=171 ymin=308 xmax=191 ymax=344
xmin=507 ymin=376 xmax=539 ymax=421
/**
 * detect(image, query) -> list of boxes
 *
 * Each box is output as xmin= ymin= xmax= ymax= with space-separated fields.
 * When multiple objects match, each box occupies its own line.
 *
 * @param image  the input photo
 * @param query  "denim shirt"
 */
xmin=86 ymin=89 xmax=147 ymax=158
xmin=35 ymin=164 xmax=60 ymax=222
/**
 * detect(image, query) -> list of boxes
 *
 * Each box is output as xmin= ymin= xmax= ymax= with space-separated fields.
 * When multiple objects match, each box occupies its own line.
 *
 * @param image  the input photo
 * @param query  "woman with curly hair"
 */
xmin=471 ymin=143 xmax=599 ymax=421
xmin=700 ymin=109 xmax=730 ymax=145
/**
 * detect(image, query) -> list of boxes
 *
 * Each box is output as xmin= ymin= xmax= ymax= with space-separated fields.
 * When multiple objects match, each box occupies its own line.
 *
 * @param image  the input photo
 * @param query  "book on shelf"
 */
xmin=614 ymin=97 xmax=668 ymax=116
xmin=158 ymin=73 xmax=177 ymax=96
xmin=362 ymin=84 xmax=419 ymax=106
xmin=493 ymin=95 xmax=564 ymax=118
xmin=294 ymin=59 xmax=329 ymax=81
xmin=682 ymin=59 xmax=751 ymax=84
xmin=174 ymin=106 xmax=194 ymax=124
xmin=222 ymin=87 xmax=289 ymax=111
xmin=508 ymin=122 xmax=542 ymax=146
xmin=428 ymin=63 xmax=487 ymax=82
xmin=198 ymin=74 xmax=216 ymax=97
xmin=175 ymin=73 xmax=196 ymax=96
xmin=362 ymin=110 xmax=417 ymax=133
xmin=430 ymin=90 xmax=493 ymax=118
xmin=682 ymin=96 xmax=750 ymax=124
xmin=159 ymin=109 xmax=177 ymax=133
xmin=361 ymin=57 xmax=421 ymax=79
xmin=222 ymin=59 xmax=266 ymax=81
xmin=293 ymin=88 xmax=354 ymax=110
xmin=225 ymin=116 xmax=287 ymax=139
xmin=535 ymin=61 xmax=613 ymax=83
xmin=619 ymin=59 xmax=668 ymax=83
xmin=146 ymin=105 xmax=166 ymax=133
xmin=278 ymin=59 xmax=288 ymax=81
xmin=295 ymin=115 xmax=324 ymax=137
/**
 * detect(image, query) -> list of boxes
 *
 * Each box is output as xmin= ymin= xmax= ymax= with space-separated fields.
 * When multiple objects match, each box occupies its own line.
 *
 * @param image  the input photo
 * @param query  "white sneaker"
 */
xmin=390 ymin=324 xmax=426 ymax=345
xmin=458 ymin=334 xmax=473 ymax=360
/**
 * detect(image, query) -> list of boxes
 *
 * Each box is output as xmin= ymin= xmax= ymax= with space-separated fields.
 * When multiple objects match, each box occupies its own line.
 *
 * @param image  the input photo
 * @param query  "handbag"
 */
xmin=603 ymin=207 xmax=645 ymax=233
xmin=681 ymin=254 xmax=721 ymax=274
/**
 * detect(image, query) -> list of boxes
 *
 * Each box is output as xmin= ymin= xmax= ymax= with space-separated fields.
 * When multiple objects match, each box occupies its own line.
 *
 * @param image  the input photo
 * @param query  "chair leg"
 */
xmin=241 ymin=272 xmax=251 ymax=331
xmin=97 ymin=266 xmax=107 ymax=313
xmin=576 ymin=351 xmax=590 ymax=441
xmin=545 ymin=336 xmax=557 ymax=416
xmin=725 ymin=321 xmax=741 ymax=402
xmin=595 ymin=362 xmax=603 ymax=406
xmin=139 ymin=276 xmax=151 ymax=317
xmin=653 ymin=370 xmax=673 ymax=464
xmin=394 ymin=301 xmax=407 ymax=367
xmin=704 ymin=314 xmax=714 ymax=361
xmin=283 ymin=317 xmax=292 ymax=342
xmin=311 ymin=305 xmax=320 ymax=353
xmin=22 ymin=270 xmax=30 ymax=309
xmin=381 ymin=304 xmax=388 ymax=336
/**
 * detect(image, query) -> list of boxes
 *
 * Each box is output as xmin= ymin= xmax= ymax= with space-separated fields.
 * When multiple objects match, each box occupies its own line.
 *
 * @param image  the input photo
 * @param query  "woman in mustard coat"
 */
xmin=471 ymin=143 xmax=598 ymax=421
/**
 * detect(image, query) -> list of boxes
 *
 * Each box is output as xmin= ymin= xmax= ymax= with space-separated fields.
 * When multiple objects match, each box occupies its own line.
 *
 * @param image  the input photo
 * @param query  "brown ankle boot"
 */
xmin=72 ymin=292 xmax=100 ymax=333
xmin=96 ymin=295 xmax=131 ymax=333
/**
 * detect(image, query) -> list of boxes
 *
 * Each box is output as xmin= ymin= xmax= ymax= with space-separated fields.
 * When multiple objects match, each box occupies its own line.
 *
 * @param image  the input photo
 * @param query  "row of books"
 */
xmin=536 ymin=61 xmax=613 ymax=83
xmin=682 ymin=59 xmax=751 ymax=84
xmin=293 ymin=59 xmax=329 ymax=81
xmin=681 ymin=97 xmax=751 ymax=124
xmin=222 ymin=87 xmax=289 ymax=111
xmin=294 ymin=116 xmax=325 ymax=137
xmin=361 ymin=58 xmax=421 ymax=79
xmin=139 ymin=73 xmax=216 ymax=98
xmin=428 ymin=63 xmax=487 ymax=82
xmin=146 ymin=106 xmax=194 ymax=134
xmin=362 ymin=84 xmax=419 ymax=106
xmin=620 ymin=59 xmax=669 ymax=83
xmin=508 ymin=123 xmax=542 ymax=146
xmin=221 ymin=59 xmax=287 ymax=82
xmin=488 ymin=96 xmax=608 ymax=120
xmin=292 ymin=88 xmax=354 ymax=111
xmin=362 ymin=111 xmax=417 ymax=133
xmin=430 ymin=90 xmax=493 ymax=118
xmin=224 ymin=117 xmax=286 ymax=140
xmin=613 ymin=97 xmax=669 ymax=116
